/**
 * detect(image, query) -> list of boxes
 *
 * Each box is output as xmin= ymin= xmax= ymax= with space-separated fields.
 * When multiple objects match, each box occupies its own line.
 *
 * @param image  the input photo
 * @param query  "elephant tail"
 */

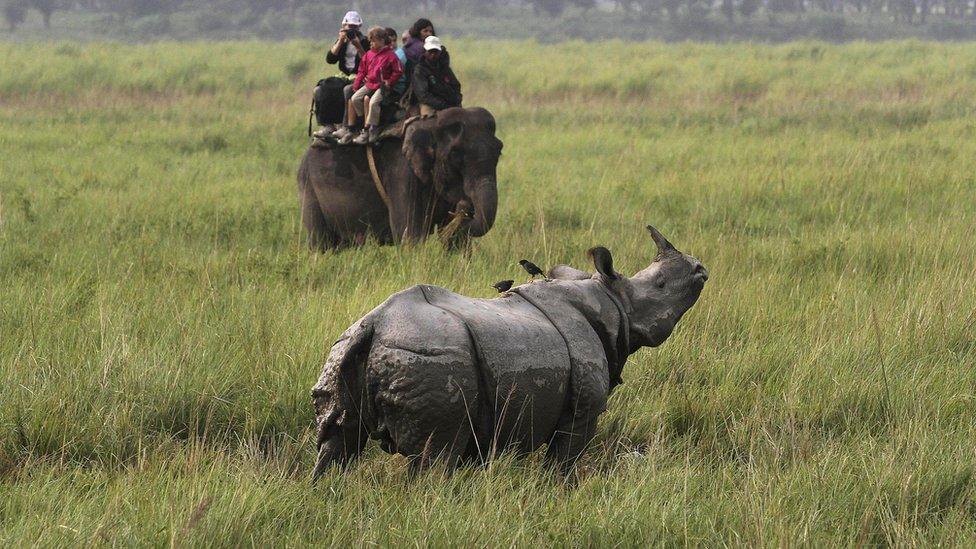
xmin=310 ymin=316 xmax=375 ymax=480
xmin=297 ymin=150 xmax=311 ymax=196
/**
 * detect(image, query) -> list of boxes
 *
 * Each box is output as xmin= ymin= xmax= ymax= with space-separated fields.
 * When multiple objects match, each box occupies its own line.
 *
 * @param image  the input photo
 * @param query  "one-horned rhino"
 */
xmin=311 ymin=225 xmax=707 ymax=478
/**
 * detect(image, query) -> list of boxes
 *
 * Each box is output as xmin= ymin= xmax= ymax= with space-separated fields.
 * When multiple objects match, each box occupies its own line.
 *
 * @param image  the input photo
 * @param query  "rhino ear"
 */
xmin=588 ymin=246 xmax=618 ymax=280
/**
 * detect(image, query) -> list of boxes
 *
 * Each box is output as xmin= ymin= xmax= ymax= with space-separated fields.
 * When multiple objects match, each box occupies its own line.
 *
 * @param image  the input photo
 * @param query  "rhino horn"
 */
xmin=646 ymin=225 xmax=677 ymax=257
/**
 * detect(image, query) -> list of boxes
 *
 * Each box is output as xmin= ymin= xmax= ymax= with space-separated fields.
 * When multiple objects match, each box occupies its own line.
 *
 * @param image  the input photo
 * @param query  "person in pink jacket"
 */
xmin=332 ymin=26 xmax=404 ymax=145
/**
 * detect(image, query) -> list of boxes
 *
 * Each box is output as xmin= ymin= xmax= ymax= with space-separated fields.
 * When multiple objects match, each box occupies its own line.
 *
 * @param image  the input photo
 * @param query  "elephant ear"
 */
xmin=431 ymin=121 xmax=465 ymax=194
xmin=402 ymin=124 xmax=435 ymax=183
xmin=436 ymin=120 xmax=464 ymax=151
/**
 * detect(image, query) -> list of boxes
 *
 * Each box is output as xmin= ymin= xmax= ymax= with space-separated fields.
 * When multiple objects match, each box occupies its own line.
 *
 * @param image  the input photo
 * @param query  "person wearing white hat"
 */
xmin=423 ymin=35 xmax=444 ymax=51
xmin=325 ymin=11 xmax=366 ymax=78
xmin=314 ymin=10 xmax=367 ymax=139
xmin=412 ymin=35 xmax=462 ymax=116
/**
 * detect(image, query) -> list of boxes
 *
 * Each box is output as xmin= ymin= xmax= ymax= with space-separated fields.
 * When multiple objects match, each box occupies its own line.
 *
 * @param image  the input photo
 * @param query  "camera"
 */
xmin=343 ymin=28 xmax=361 ymax=41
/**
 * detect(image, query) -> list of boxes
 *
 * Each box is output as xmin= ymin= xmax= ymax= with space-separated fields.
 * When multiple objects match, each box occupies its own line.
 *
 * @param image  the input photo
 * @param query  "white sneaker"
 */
xmin=312 ymin=124 xmax=335 ymax=138
xmin=352 ymin=129 xmax=369 ymax=145
xmin=332 ymin=126 xmax=353 ymax=140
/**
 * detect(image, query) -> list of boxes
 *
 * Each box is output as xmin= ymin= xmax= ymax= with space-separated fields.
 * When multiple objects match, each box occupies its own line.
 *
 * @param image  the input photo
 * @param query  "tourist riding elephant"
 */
xmin=296 ymin=107 xmax=503 ymax=250
xmin=310 ymin=226 xmax=708 ymax=478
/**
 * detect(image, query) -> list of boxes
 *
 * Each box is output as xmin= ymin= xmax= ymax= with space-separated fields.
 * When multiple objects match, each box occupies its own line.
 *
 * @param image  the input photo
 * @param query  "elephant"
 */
xmin=296 ymin=107 xmax=503 ymax=250
xmin=310 ymin=225 xmax=708 ymax=478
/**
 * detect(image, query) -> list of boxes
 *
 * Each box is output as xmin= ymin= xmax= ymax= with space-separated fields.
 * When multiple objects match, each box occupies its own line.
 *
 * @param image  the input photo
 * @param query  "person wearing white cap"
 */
xmin=328 ymin=11 xmax=365 ymax=71
xmin=412 ymin=35 xmax=462 ymax=116
xmin=313 ymin=10 xmax=366 ymax=138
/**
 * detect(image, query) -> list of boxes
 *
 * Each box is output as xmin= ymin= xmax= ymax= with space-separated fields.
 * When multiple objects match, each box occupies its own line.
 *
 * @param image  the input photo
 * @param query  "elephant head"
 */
xmin=402 ymin=107 xmax=503 ymax=238
xmin=552 ymin=226 xmax=708 ymax=351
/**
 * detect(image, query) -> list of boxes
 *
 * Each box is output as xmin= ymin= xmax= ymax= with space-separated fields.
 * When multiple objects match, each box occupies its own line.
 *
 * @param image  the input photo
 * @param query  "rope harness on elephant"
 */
xmin=366 ymin=143 xmax=440 ymax=241
xmin=365 ymin=145 xmax=392 ymax=211
xmin=364 ymin=115 xmax=426 ymax=213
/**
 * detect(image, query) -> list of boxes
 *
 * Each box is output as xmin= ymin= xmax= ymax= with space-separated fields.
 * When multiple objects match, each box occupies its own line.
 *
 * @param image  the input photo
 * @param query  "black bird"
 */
xmin=519 ymin=259 xmax=547 ymax=281
xmin=492 ymin=279 xmax=514 ymax=293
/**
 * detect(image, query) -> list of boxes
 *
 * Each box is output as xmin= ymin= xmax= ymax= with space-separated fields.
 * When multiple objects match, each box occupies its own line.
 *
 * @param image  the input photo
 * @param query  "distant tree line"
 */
xmin=4 ymin=0 xmax=976 ymax=33
xmin=4 ymin=0 xmax=54 ymax=30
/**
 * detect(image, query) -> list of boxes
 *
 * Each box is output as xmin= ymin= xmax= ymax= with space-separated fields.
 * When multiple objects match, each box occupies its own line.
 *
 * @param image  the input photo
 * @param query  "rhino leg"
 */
xmin=406 ymin=432 xmax=472 ymax=476
xmin=546 ymin=363 xmax=609 ymax=473
xmin=311 ymin=319 xmax=374 ymax=481
xmin=313 ymin=415 xmax=368 ymax=479
xmin=546 ymin=416 xmax=598 ymax=474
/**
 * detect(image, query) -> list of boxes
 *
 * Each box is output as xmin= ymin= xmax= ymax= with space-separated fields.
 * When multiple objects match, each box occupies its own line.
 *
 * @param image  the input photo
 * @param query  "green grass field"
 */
xmin=2 ymin=39 xmax=975 ymax=545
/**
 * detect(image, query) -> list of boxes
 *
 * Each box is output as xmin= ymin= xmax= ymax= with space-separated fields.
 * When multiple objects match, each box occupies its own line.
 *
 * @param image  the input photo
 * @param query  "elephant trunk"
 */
xmin=464 ymin=175 xmax=498 ymax=238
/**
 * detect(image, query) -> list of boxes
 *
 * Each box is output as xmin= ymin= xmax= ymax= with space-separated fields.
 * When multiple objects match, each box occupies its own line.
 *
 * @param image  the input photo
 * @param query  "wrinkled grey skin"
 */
xmin=296 ymin=107 xmax=503 ymax=250
xmin=310 ymin=226 xmax=707 ymax=478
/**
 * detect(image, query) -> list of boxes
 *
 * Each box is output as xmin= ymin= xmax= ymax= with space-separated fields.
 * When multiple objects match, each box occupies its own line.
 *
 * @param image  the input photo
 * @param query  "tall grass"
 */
xmin=1 ymin=40 xmax=975 ymax=545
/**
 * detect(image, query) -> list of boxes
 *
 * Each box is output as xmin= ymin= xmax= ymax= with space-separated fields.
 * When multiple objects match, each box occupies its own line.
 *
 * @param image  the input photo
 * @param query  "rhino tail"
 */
xmin=311 ymin=317 xmax=374 ymax=481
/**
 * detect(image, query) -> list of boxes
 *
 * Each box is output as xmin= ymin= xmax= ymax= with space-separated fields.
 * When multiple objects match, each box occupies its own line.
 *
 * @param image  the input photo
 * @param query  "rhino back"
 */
xmin=419 ymin=285 xmax=571 ymax=451
xmin=512 ymin=282 xmax=615 ymax=418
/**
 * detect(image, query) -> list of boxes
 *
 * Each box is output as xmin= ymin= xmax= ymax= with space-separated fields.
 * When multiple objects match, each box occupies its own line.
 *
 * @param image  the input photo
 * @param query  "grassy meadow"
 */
xmin=2 ymin=39 xmax=976 ymax=545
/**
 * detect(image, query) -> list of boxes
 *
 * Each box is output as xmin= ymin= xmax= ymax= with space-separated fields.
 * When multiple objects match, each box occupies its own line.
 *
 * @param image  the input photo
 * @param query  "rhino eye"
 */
xmin=655 ymin=278 xmax=666 ymax=289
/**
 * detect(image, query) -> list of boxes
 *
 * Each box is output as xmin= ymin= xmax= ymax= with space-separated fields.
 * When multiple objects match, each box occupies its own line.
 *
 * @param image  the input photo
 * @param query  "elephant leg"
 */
xmin=388 ymin=204 xmax=425 ymax=244
xmin=388 ymin=176 xmax=436 ymax=244
xmin=300 ymin=180 xmax=337 ymax=251
xmin=445 ymin=232 xmax=472 ymax=254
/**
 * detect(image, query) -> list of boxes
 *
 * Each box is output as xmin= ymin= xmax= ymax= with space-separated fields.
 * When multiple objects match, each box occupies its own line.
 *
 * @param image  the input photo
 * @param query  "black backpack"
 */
xmin=308 ymin=76 xmax=349 ymax=134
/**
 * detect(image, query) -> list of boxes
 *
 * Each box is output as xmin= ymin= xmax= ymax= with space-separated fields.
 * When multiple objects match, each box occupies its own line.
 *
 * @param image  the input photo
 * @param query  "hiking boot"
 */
xmin=352 ymin=128 xmax=370 ymax=145
xmin=312 ymin=124 xmax=336 ymax=139
xmin=331 ymin=125 xmax=353 ymax=140
xmin=367 ymin=126 xmax=381 ymax=144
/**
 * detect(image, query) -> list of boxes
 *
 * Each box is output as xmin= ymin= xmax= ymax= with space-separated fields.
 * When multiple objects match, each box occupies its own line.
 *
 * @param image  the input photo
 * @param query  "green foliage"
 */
xmin=2 ymin=40 xmax=976 ymax=545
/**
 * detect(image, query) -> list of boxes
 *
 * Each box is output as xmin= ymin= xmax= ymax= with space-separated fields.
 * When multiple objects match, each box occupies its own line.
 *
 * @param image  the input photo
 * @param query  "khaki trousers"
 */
xmin=351 ymin=86 xmax=384 ymax=126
